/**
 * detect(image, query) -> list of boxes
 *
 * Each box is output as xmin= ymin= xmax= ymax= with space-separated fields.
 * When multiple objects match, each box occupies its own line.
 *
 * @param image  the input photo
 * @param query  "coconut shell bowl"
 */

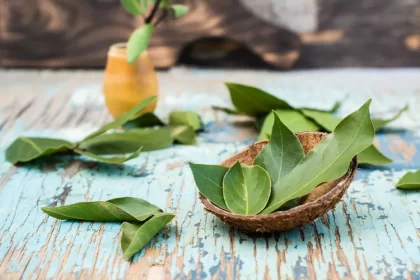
xmin=199 ymin=132 xmax=358 ymax=233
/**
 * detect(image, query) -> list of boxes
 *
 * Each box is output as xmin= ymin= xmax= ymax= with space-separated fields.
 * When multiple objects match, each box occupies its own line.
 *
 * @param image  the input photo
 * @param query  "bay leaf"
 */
xmin=189 ymin=163 xmax=228 ymax=210
xmin=258 ymin=109 xmax=320 ymax=140
xmin=127 ymin=24 xmax=154 ymax=63
xmin=226 ymin=83 xmax=294 ymax=117
xmin=121 ymin=0 xmax=145 ymax=15
xmin=42 ymin=197 xmax=162 ymax=222
xmin=171 ymin=125 xmax=197 ymax=145
xmin=302 ymin=105 xmax=409 ymax=132
xmin=300 ymin=101 xmax=342 ymax=114
xmin=395 ymin=170 xmax=420 ymax=190
xmin=301 ymin=108 xmax=395 ymax=166
xmin=300 ymin=109 xmax=341 ymax=132
xmin=358 ymin=145 xmax=392 ymax=166
xmin=120 ymin=213 xmax=175 ymax=260
xmin=169 ymin=111 xmax=202 ymax=131
xmin=140 ymin=0 xmax=148 ymax=10
xmin=83 ymin=95 xmax=157 ymax=141
xmin=329 ymin=101 xmax=342 ymax=113
xmin=254 ymin=111 xmax=305 ymax=185
xmin=5 ymin=137 xmax=74 ymax=164
xmin=106 ymin=197 xmax=162 ymax=221
xmin=223 ymin=162 xmax=271 ymax=215
xmin=212 ymin=106 xmax=245 ymax=115
xmin=218 ymin=96 xmax=340 ymax=117
xmin=74 ymin=147 xmax=142 ymax=164
xmin=170 ymin=4 xmax=189 ymax=18
xmin=261 ymin=100 xmax=375 ymax=214
xmin=123 ymin=112 xmax=164 ymax=129
xmin=78 ymin=128 xmax=173 ymax=154
xmin=372 ymin=104 xmax=409 ymax=131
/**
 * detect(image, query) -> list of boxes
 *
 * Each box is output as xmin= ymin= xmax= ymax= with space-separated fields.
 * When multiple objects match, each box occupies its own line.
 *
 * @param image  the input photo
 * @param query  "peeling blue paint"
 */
xmin=0 ymin=69 xmax=419 ymax=279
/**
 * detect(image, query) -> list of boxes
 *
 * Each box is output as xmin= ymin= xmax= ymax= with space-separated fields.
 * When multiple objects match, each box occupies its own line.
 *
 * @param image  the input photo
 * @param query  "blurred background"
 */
xmin=1 ymin=0 xmax=419 ymax=70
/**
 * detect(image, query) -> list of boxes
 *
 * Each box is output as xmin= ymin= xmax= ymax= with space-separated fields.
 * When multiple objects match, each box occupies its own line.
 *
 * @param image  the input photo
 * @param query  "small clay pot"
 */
xmin=199 ymin=132 xmax=358 ymax=232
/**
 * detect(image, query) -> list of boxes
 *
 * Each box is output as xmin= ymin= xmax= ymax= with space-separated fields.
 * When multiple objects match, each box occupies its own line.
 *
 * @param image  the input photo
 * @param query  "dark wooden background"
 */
xmin=0 ymin=0 xmax=419 ymax=69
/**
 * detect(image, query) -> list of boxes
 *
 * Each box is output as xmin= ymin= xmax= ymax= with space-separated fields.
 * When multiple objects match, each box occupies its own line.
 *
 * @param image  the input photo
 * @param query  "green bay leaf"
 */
xmin=169 ymin=111 xmax=202 ymax=131
xmin=79 ymin=128 xmax=173 ymax=154
xmin=395 ymin=170 xmax=420 ymax=190
xmin=74 ymin=147 xmax=142 ymax=164
xmin=121 ymin=0 xmax=145 ymax=15
xmin=372 ymin=104 xmax=408 ymax=131
xmin=223 ymin=162 xmax=271 ymax=215
xmin=169 ymin=4 xmax=189 ymax=18
xmin=300 ymin=100 xmax=342 ymax=114
xmin=107 ymin=197 xmax=162 ymax=221
xmin=302 ymin=104 xmax=408 ymax=133
xmin=189 ymin=163 xmax=228 ymax=210
xmin=171 ymin=125 xmax=197 ymax=145
xmin=328 ymin=101 xmax=342 ymax=113
xmin=300 ymin=109 xmax=341 ymax=132
xmin=301 ymin=109 xmax=394 ymax=166
xmin=254 ymin=111 xmax=305 ymax=185
xmin=212 ymin=106 xmax=245 ymax=115
xmin=127 ymin=24 xmax=154 ymax=63
xmin=258 ymin=110 xmax=320 ymax=140
xmin=83 ymin=95 xmax=157 ymax=141
xmin=42 ymin=197 xmax=162 ymax=222
xmin=123 ymin=112 xmax=164 ymax=129
xmin=121 ymin=213 xmax=175 ymax=260
xmin=358 ymin=145 xmax=392 ymax=166
xmin=262 ymin=100 xmax=375 ymax=214
xmin=226 ymin=83 xmax=294 ymax=117
xmin=6 ymin=137 xmax=74 ymax=164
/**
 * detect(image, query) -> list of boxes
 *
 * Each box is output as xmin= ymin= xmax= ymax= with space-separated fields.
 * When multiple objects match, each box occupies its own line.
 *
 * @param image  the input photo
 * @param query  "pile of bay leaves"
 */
xmin=5 ymin=86 xmax=419 ymax=262
xmin=5 ymin=95 xmax=204 ymax=260
xmin=6 ymin=95 xmax=202 ymax=164
xmin=42 ymin=197 xmax=174 ymax=260
xmin=214 ymin=83 xmax=408 ymax=166
xmin=191 ymin=100 xmax=375 ymax=215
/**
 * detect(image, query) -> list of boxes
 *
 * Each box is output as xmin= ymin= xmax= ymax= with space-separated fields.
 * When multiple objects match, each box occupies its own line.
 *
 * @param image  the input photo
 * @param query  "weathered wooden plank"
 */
xmin=0 ymin=0 xmax=301 ymax=69
xmin=2 ymin=0 xmax=419 ymax=69
xmin=0 ymin=69 xmax=419 ymax=279
xmin=295 ymin=0 xmax=420 ymax=68
xmin=0 ymin=0 xmax=134 ymax=68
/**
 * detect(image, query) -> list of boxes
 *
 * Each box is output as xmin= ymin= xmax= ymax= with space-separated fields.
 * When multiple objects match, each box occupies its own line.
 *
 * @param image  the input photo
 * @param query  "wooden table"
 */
xmin=0 ymin=68 xmax=419 ymax=279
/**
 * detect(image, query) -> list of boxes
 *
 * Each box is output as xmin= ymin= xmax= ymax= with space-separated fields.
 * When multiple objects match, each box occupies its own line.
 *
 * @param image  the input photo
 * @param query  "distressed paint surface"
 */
xmin=0 ymin=68 xmax=419 ymax=279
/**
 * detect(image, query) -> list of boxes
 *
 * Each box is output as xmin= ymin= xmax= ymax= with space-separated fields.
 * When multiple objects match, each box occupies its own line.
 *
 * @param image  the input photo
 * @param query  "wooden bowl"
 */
xmin=199 ymin=132 xmax=358 ymax=232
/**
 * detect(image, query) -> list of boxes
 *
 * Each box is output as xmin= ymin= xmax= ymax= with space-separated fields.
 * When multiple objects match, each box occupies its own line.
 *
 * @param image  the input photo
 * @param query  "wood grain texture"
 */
xmin=0 ymin=68 xmax=420 ymax=279
xmin=296 ymin=0 xmax=420 ymax=68
xmin=2 ymin=0 xmax=420 ymax=68
xmin=0 ymin=0 xmax=134 ymax=68
xmin=148 ymin=0 xmax=301 ymax=68
xmin=0 ymin=0 xmax=300 ymax=69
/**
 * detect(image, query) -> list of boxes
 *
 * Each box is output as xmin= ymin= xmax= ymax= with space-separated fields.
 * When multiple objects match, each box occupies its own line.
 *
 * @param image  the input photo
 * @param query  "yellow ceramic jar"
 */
xmin=103 ymin=43 xmax=158 ymax=118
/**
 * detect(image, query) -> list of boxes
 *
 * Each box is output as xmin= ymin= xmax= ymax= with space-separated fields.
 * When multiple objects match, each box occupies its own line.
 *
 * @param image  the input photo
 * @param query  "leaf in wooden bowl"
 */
xmin=199 ymin=132 xmax=358 ymax=232
xmin=198 ymin=100 xmax=374 ymax=232
xmin=223 ymin=162 xmax=271 ymax=215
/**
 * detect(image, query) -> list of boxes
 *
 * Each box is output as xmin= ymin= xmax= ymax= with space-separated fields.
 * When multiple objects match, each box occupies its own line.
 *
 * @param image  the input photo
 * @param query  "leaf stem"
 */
xmin=145 ymin=0 xmax=162 ymax=24
xmin=154 ymin=9 xmax=167 ymax=27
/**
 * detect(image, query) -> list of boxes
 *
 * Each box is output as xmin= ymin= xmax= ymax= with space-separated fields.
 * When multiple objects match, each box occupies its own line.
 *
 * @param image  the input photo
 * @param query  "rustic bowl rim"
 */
xmin=199 ymin=132 xmax=358 ymax=222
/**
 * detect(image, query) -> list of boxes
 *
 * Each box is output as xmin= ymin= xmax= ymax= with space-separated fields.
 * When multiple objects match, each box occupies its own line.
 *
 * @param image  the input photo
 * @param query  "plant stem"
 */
xmin=145 ymin=0 xmax=162 ymax=24
xmin=154 ymin=9 xmax=167 ymax=27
